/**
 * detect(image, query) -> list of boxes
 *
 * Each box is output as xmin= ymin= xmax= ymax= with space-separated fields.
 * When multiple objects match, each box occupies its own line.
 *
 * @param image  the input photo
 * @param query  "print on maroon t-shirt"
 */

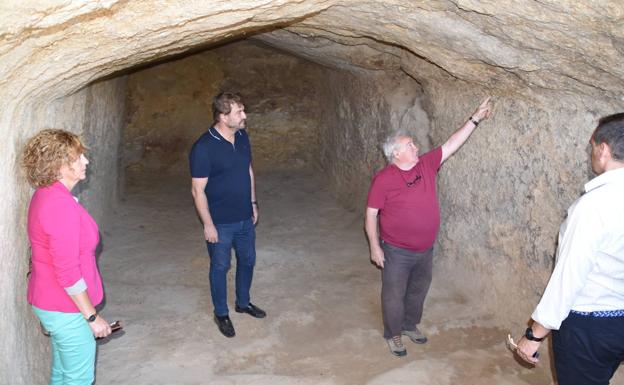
xmin=367 ymin=147 xmax=442 ymax=252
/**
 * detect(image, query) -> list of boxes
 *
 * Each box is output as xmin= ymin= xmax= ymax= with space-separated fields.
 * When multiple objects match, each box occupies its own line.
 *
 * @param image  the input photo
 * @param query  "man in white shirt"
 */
xmin=516 ymin=113 xmax=624 ymax=385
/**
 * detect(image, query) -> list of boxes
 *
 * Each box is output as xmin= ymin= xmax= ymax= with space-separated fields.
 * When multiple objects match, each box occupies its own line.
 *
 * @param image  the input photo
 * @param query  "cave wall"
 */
xmin=123 ymin=41 xmax=326 ymax=175
xmin=317 ymin=70 xmax=431 ymax=210
xmin=399 ymin=47 xmax=622 ymax=325
xmin=77 ymin=78 xmax=128 ymax=223
xmin=1 ymin=77 xmax=126 ymax=385
xmin=427 ymin=87 xmax=615 ymax=326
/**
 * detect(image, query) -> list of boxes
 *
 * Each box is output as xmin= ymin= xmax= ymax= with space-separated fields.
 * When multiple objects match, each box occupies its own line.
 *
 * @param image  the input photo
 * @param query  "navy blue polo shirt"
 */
xmin=189 ymin=127 xmax=253 ymax=224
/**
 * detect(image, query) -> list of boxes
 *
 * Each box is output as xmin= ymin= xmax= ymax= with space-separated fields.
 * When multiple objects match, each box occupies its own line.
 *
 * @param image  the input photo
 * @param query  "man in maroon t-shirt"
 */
xmin=365 ymin=98 xmax=492 ymax=356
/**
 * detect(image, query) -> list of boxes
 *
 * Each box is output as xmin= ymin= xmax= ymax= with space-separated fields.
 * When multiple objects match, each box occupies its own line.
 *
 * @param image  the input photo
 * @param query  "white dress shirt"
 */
xmin=532 ymin=167 xmax=624 ymax=330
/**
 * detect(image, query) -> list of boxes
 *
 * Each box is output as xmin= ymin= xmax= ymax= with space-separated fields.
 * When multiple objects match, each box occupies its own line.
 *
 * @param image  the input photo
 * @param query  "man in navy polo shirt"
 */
xmin=190 ymin=92 xmax=265 ymax=338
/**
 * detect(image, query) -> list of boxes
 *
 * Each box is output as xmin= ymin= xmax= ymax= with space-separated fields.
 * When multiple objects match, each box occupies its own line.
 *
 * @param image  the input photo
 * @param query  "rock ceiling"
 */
xmin=1 ymin=0 xmax=623 ymax=104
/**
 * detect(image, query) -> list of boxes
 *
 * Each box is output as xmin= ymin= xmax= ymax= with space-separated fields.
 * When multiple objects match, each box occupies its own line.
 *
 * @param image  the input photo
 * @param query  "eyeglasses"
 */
xmin=406 ymin=175 xmax=422 ymax=187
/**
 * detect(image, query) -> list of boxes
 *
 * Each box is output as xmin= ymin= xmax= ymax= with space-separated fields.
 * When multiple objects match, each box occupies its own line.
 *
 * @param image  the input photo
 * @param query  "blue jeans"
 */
xmin=207 ymin=218 xmax=256 ymax=316
xmin=32 ymin=306 xmax=96 ymax=385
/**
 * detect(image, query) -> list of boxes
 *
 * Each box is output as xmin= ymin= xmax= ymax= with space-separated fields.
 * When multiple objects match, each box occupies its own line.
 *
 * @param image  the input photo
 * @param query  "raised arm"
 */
xmin=441 ymin=97 xmax=492 ymax=164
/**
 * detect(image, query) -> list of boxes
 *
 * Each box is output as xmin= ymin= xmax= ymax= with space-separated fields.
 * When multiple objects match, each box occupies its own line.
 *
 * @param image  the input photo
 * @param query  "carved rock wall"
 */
xmin=317 ymin=70 xmax=431 ymax=210
xmin=123 ymin=41 xmax=326 ymax=175
xmin=427 ymin=83 xmax=601 ymax=324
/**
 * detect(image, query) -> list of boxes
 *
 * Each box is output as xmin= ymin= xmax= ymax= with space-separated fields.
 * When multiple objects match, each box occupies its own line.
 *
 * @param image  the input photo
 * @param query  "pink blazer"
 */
xmin=27 ymin=181 xmax=103 ymax=312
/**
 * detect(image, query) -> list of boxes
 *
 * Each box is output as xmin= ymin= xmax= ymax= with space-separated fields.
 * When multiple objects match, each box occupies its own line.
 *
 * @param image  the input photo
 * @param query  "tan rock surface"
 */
xmin=123 ymin=41 xmax=326 ymax=174
xmin=2 ymin=1 xmax=624 ymax=384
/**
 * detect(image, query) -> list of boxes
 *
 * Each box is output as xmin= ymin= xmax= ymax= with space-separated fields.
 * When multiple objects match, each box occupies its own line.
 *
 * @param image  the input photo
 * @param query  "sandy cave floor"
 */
xmin=94 ymin=169 xmax=553 ymax=385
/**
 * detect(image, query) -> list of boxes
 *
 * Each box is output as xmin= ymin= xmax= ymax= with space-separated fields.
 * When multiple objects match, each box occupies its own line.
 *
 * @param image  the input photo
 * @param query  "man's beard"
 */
xmin=229 ymin=119 xmax=246 ymax=130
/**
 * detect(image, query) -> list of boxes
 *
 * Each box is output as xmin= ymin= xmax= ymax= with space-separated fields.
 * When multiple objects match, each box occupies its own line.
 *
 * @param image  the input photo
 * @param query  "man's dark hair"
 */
xmin=212 ymin=92 xmax=243 ymax=123
xmin=593 ymin=113 xmax=624 ymax=161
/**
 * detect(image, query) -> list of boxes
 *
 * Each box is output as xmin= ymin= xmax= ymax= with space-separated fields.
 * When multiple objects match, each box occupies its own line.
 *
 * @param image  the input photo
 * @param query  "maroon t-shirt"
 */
xmin=367 ymin=147 xmax=442 ymax=252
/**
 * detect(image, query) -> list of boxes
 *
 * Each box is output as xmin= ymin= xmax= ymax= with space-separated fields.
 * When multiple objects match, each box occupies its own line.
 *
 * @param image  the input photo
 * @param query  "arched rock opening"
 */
xmin=2 ymin=2 xmax=624 ymax=384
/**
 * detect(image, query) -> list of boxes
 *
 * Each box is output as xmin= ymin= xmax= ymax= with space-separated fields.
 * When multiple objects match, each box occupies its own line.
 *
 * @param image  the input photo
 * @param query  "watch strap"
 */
xmin=525 ymin=327 xmax=545 ymax=342
xmin=86 ymin=313 xmax=98 ymax=323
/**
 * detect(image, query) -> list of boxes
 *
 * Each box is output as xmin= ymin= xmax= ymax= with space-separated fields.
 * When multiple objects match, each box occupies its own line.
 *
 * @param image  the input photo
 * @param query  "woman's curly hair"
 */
xmin=22 ymin=129 xmax=86 ymax=188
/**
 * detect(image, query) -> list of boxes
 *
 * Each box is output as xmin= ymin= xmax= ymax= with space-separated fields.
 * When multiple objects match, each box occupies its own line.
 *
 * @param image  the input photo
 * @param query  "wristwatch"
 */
xmin=86 ymin=313 xmax=98 ymax=323
xmin=525 ymin=327 xmax=545 ymax=342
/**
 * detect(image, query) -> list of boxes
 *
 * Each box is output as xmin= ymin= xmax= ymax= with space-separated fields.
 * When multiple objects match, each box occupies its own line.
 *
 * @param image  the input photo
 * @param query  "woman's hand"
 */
xmin=89 ymin=315 xmax=112 ymax=339
xmin=69 ymin=290 xmax=112 ymax=338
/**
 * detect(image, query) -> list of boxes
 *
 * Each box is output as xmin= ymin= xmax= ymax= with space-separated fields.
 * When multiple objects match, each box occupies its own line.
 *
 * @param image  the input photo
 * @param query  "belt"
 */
xmin=570 ymin=309 xmax=624 ymax=317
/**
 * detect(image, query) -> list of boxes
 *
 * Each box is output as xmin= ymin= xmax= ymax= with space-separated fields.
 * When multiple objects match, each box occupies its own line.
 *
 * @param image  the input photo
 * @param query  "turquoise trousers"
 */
xmin=32 ymin=306 xmax=95 ymax=385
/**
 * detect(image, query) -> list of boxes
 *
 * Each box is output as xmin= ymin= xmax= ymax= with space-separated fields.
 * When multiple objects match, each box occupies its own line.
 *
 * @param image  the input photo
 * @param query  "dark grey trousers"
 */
xmin=381 ymin=241 xmax=433 ymax=339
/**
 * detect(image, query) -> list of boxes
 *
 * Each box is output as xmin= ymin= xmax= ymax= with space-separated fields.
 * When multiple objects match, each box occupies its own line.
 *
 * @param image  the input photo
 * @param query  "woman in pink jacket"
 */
xmin=22 ymin=129 xmax=112 ymax=385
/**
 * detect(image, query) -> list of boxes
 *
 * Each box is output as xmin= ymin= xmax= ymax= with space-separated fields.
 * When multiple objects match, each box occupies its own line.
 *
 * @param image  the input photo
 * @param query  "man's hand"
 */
xmin=472 ymin=97 xmax=493 ymax=122
xmin=252 ymin=204 xmax=258 ymax=225
xmin=516 ymin=336 xmax=541 ymax=365
xmin=441 ymin=97 xmax=494 ymax=163
xmin=370 ymin=246 xmax=385 ymax=268
xmin=204 ymin=224 xmax=219 ymax=243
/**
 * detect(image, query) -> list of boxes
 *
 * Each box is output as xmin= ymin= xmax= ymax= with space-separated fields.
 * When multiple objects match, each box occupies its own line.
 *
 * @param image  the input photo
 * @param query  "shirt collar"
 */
xmin=208 ymin=127 xmax=222 ymax=141
xmin=208 ymin=127 xmax=243 ymax=141
xmin=584 ymin=166 xmax=624 ymax=193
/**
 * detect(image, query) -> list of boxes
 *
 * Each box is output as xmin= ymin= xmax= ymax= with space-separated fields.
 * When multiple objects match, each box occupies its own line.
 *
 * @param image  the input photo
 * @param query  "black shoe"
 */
xmin=214 ymin=315 xmax=235 ymax=337
xmin=235 ymin=303 xmax=266 ymax=318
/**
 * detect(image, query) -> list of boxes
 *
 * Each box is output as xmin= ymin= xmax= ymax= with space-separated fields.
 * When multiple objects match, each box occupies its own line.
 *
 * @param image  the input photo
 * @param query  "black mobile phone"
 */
xmin=110 ymin=320 xmax=123 ymax=333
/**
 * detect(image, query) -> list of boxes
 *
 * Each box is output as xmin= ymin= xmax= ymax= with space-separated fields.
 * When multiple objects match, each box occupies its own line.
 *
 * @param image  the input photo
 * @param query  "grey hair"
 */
xmin=382 ymin=130 xmax=412 ymax=162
